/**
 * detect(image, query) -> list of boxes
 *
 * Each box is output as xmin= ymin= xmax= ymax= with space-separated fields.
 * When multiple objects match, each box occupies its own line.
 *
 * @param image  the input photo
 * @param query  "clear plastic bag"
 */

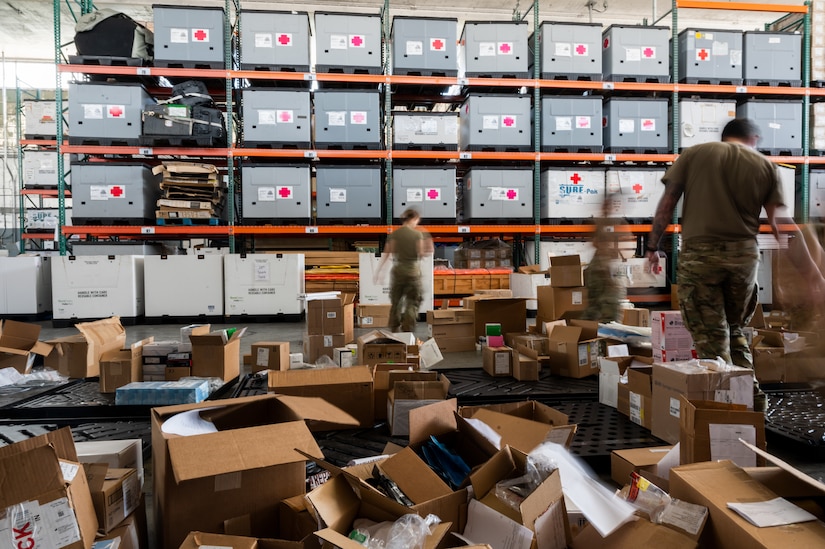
xmin=494 ymin=443 xmax=560 ymax=510
xmin=349 ymin=514 xmax=441 ymax=549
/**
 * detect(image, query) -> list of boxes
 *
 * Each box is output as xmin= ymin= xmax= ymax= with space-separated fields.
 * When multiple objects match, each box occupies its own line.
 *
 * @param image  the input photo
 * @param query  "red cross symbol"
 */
xmin=431 ymin=38 xmax=444 ymax=50
xmin=109 ymin=186 xmax=123 ymax=197
xmin=278 ymin=34 xmax=291 ymax=46
xmin=108 ymin=106 xmax=123 ymax=118
xmin=633 ymin=183 xmax=643 ymax=194
xmin=642 ymin=119 xmax=654 ymax=130
xmin=194 ymin=29 xmax=208 ymax=41
xmin=499 ymin=42 xmax=512 ymax=54
xmin=603 ymin=37 xmax=610 ymax=49
xmin=643 ymin=47 xmax=655 ymax=58
xmin=279 ymin=111 xmax=293 ymax=123
xmin=502 ymin=116 xmax=515 ymax=127
xmin=575 ymin=44 xmax=587 ymax=55
xmin=351 ymin=35 xmax=363 ymax=47
xmin=352 ymin=112 xmax=366 ymax=124
xmin=697 ymin=49 xmax=709 ymax=61
xmin=506 ymin=189 xmax=517 ymax=199
xmin=278 ymin=187 xmax=292 ymax=198
xmin=427 ymin=188 xmax=439 ymax=200
xmin=570 ymin=173 xmax=582 ymax=185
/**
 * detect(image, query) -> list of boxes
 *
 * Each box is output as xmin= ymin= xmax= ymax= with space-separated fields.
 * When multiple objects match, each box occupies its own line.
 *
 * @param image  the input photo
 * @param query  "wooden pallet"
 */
xmin=433 ymin=269 xmax=511 ymax=295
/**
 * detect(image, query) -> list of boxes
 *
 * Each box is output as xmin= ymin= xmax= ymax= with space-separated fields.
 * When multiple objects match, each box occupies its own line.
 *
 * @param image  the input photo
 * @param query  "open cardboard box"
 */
xmin=151 ymin=394 xmax=359 ymax=549
xmin=45 ymin=316 xmax=126 ymax=378
xmin=0 ymin=318 xmax=53 ymax=373
xmin=611 ymin=445 xmax=676 ymax=489
xmin=357 ymin=330 xmax=410 ymax=366
xmin=459 ymin=401 xmax=576 ymax=452
xmin=679 ymin=397 xmax=766 ymax=466
xmin=547 ymin=319 xmax=603 ymax=379
xmin=189 ymin=327 xmax=246 ymax=381
xmin=178 ymin=531 xmax=304 ymax=549
xmin=100 ymin=337 xmax=154 ymax=393
xmin=372 ymin=364 xmax=433 ymax=421
xmin=462 ymin=295 xmax=527 ymax=338
xmin=387 ymin=376 xmax=451 ymax=436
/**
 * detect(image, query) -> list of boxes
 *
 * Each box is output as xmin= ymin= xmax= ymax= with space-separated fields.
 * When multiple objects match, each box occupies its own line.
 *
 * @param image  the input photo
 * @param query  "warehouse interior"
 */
xmin=2 ymin=1 xmax=825 ymax=548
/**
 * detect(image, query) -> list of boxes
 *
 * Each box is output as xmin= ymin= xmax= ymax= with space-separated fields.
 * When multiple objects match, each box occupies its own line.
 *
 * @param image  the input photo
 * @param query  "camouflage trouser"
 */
xmin=678 ymin=240 xmax=760 ymax=368
xmin=389 ymin=266 xmax=422 ymax=332
xmin=583 ymin=260 xmax=626 ymax=323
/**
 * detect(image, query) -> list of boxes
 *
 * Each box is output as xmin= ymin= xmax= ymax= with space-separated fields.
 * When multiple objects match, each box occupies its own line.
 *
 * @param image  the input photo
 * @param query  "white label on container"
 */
xmin=277 ymin=110 xmax=294 ymax=124
xmin=482 ymin=115 xmax=499 ymax=129
xmin=276 ymin=186 xmax=293 ymax=200
xmin=60 ymin=462 xmax=80 ymax=482
xmin=497 ymin=42 xmax=513 ymax=55
xmin=257 ymin=347 xmax=270 ymax=366
xmin=170 ymin=28 xmax=188 ymax=43
xmin=712 ymin=40 xmax=729 ymax=56
xmin=425 ymin=188 xmax=440 ymax=201
xmin=769 ymin=122 xmax=781 ymax=130
xmin=479 ymin=42 xmax=496 ymax=56
xmin=555 ymin=43 xmax=572 ymax=57
xmin=641 ymin=118 xmax=656 ymax=131
xmin=556 ymin=117 xmax=573 ymax=131
xmin=406 ymin=40 xmax=423 ymax=55
xmin=258 ymin=109 xmax=278 ymax=125
xmin=43 ymin=497 xmax=82 ymax=547
xmin=323 ymin=335 xmax=334 ymax=347
xmin=255 ymin=32 xmax=274 ymax=48
xmin=191 ymin=28 xmax=210 ymax=42
xmin=214 ymin=472 xmax=242 ymax=492
xmin=501 ymin=115 xmax=517 ymax=128
xmin=330 ymin=34 xmax=348 ymax=49
xmin=257 ymin=186 xmax=276 ymax=201
xmin=619 ymin=119 xmax=635 ymax=133
xmin=254 ymin=260 xmax=270 ymax=282
xmin=660 ymin=500 xmax=708 ymax=536
xmin=406 ymin=188 xmax=424 ymax=202
xmin=769 ymin=37 xmax=782 ymax=44
xmin=122 ymin=474 xmax=139 ymax=517
xmin=90 ymin=185 xmax=109 ymax=201
xmin=419 ymin=118 xmax=438 ymax=134
xmin=494 ymin=352 xmax=509 ymax=374
xmin=84 ymin=104 xmax=103 ymax=119
xmin=577 ymin=344 xmax=588 ymax=366
xmin=576 ymin=116 xmax=592 ymax=129
xmin=168 ymin=105 xmax=188 ymax=117
xmin=629 ymin=392 xmax=643 ymax=425
xmin=490 ymin=187 xmax=518 ymax=201
xmin=326 ymin=311 xmax=337 ymax=319
xmin=730 ymin=49 xmax=742 ymax=65
xmin=669 ymin=397 xmax=681 ymax=417
xmin=625 ymin=48 xmax=641 ymax=61
xmin=327 ymin=111 xmax=346 ymax=126
xmin=350 ymin=111 xmax=367 ymax=125
xmin=572 ymin=291 xmax=583 ymax=305
xmin=330 ymin=188 xmax=347 ymax=202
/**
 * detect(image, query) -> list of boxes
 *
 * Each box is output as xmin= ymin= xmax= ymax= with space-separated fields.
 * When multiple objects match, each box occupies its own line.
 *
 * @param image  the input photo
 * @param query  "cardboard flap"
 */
xmin=0 ymin=319 xmax=41 ymax=349
xmin=548 ymin=325 xmax=583 ymax=344
xmin=167 ymin=422 xmax=322 ymax=483
xmin=521 ymin=467 xmax=564 ymax=530
xmin=305 ymin=474 xmax=361 ymax=533
xmin=84 ymin=461 xmax=109 ymax=493
xmin=272 ymin=394 xmax=360 ymax=427
xmin=75 ymin=316 xmax=125 ymax=346
xmin=569 ymin=319 xmax=599 ymax=340
xmin=550 ymin=255 xmax=581 ymax=267
xmin=189 ymin=333 xmax=229 ymax=345
xmin=0 ymin=425 xmax=77 ymax=462
xmin=409 ymin=399 xmax=459 ymax=446
xmin=740 ymin=439 xmax=825 ymax=496
xmin=377 ymin=447 xmax=452 ymax=504
xmin=357 ymin=329 xmax=408 ymax=345
xmin=469 ymin=446 xmax=517 ymax=500
xmin=0 ymin=445 xmax=66 ymax=508
xmin=180 ymin=532 xmax=258 ymax=549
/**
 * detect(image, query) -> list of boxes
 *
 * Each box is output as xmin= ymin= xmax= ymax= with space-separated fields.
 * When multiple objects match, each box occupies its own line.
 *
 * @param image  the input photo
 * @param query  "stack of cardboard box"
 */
xmin=427 ymin=308 xmax=476 ymax=352
xmin=303 ymin=294 xmax=354 ymax=363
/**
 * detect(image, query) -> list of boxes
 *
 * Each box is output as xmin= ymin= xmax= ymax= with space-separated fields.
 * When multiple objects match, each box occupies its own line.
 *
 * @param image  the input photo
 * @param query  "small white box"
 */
xmin=333 ymin=345 xmax=358 ymax=367
xmin=289 ymin=353 xmax=303 ymax=368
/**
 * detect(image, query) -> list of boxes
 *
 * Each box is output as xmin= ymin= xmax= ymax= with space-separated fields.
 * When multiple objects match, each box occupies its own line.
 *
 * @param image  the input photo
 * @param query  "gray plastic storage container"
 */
xmin=532 ymin=22 xmax=602 ymax=80
xmin=678 ymin=28 xmax=743 ymax=84
xmin=315 ymin=12 xmax=382 ymax=74
xmin=241 ymin=164 xmax=311 ymax=224
xmin=540 ymin=167 xmax=606 ymax=221
xmin=393 ymin=112 xmax=458 ymax=150
xmin=315 ymin=165 xmax=383 ymax=224
xmin=153 ymin=5 xmax=226 ymax=69
xmin=314 ymin=89 xmax=382 ymax=149
xmin=462 ymin=167 xmax=533 ymax=222
xmin=392 ymin=166 xmax=457 ymax=222
xmin=461 ymin=21 xmax=529 ymax=78
xmin=239 ymin=10 xmax=311 ymax=72
xmin=743 ymin=31 xmax=802 ymax=86
xmin=71 ymin=162 xmax=161 ymax=224
xmin=602 ymin=25 xmax=670 ymax=83
xmin=541 ymin=96 xmax=603 ymax=152
xmin=675 ymin=98 xmax=736 ymax=150
xmin=241 ymin=88 xmax=311 ymax=148
xmin=603 ymin=97 xmax=669 ymax=153
xmin=460 ymin=94 xmax=532 ymax=151
xmin=392 ymin=16 xmax=458 ymax=76
xmin=68 ymin=82 xmax=154 ymax=146
xmin=737 ymin=100 xmax=802 ymax=155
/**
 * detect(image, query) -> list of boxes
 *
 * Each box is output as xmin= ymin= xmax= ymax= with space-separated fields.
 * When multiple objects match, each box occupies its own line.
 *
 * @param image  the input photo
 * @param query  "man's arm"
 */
xmin=374 ymin=238 xmax=395 ymax=283
xmin=648 ymin=180 xmax=684 ymax=251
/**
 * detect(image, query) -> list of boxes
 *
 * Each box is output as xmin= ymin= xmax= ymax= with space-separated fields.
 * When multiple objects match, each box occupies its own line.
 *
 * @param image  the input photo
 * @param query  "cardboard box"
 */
xmin=463 ymin=296 xmax=527 ymax=338
xmin=75 ymin=438 xmax=144 ymax=489
xmin=372 ymin=365 xmax=433 ymax=421
xmin=428 ymin=321 xmax=476 ymax=340
xmin=357 ymin=304 xmax=391 ymax=328
xmin=165 ymin=365 xmax=191 ymax=380
xmin=627 ymin=365 xmax=654 ymax=429
xmin=303 ymin=333 xmax=346 ymax=363
xmin=482 ymin=346 xmax=514 ymax=377
xmin=178 ymin=324 xmax=210 ymax=353
xmin=115 ymin=379 xmax=211 ymax=406
xmin=459 ymin=402 xmax=576 ymax=452
xmin=617 ymin=382 xmax=630 ymax=416
xmin=100 ymin=337 xmax=153 ymax=393
xmin=536 ymin=285 xmax=586 ymax=322
xmin=333 ymin=344 xmax=358 ymax=367
xmin=670 ymin=460 xmax=825 ymax=548
xmin=307 ymin=294 xmax=354 ymax=339
xmin=679 ymin=397 xmax=766 ymax=466
xmin=190 ymin=328 xmax=245 ymax=381
xmin=387 ymin=376 xmax=451 ymax=436
xmin=267 ymin=366 xmax=374 ymax=429
xmin=251 ymin=341 xmax=291 ymax=372
xmin=426 ymin=308 xmax=475 ymax=326
xmin=45 ymin=317 xmax=126 ymax=378
xmin=651 ymin=310 xmax=696 ymax=362
xmin=152 ymin=394 xmax=358 ymax=548
xmin=178 ymin=531 xmax=303 ymax=549
xmin=433 ymin=335 xmax=477 ymax=353
xmin=652 ymin=359 xmax=755 ymax=444
xmin=550 ymin=254 xmax=584 ymax=287
xmin=0 ymin=318 xmax=53 ymax=373
xmin=0 ymin=428 xmax=98 ymax=549
xmin=611 ymin=446 xmax=675 ymax=487
xmin=93 ymin=498 xmax=146 ymax=549
xmin=547 ymin=320 xmax=604 ymax=379
xmin=571 ymin=519 xmax=697 ymax=549
xmin=278 ymin=495 xmax=321 ymax=545
xmin=513 ymin=349 xmax=540 ymax=381
xmin=622 ymin=308 xmax=650 ymax=327
xmin=356 ymin=330 xmax=408 ymax=365
xmin=87 ymin=466 xmax=141 ymax=533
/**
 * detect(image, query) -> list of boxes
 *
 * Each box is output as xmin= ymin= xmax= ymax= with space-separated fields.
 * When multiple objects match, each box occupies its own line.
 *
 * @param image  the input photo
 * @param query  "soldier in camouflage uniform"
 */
xmin=375 ymin=208 xmax=434 ymax=333
xmin=647 ymin=119 xmax=825 ymax=411
xmin=583 ymin=194 xmax=626 ymax=323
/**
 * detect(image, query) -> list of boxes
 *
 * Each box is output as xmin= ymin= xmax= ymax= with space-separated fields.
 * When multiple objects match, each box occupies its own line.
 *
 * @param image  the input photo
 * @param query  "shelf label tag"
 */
xmin=305 ymin=226 xmax=319 ymax=234
xmin=137 ymin=67 xmax=151 ymax=76
xmin=459 ymin=152 xmax=472 ymax=160
xmin=602 ymin=82 xmax=614 ymax=90
xmin=138 ymin=148 xmax=153 ymax=155
xmin=303 ymin=73 xmax=316 ymax=81
xmin=457 ymin=226 xmax=471 ymax=233
xmin=604 ymin=154 xmax=617 ymax=163
xmin=736 ymin=86 xmax=747 ymax=94
xmin=457 ymin=77 xmax=469 ymax=86
xmin=141 ymin=227 xmax=155 ymax=234
xmin=303 ymin=150 xmax=317 ymax=159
